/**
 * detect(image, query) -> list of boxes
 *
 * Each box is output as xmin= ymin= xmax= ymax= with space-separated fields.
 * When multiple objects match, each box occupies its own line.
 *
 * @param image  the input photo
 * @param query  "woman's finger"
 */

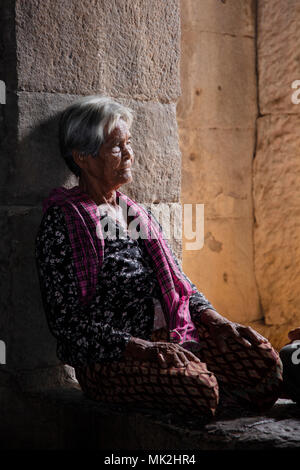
xmin=182 ymin=349 xmax=201 ymax=363
xmin=239 ymin=326 xmax=267 ymax=345
xmin=157 ymin=351 xmax=168 ymax=368
xmin=234 ymin=333 xmax=252 ymax=348
xmin=170 ymin=352 xmax=185 ymax=368
xmin=174 ymin=345 xmax=201 ymax=363
xmin=176 ymin=351 xmax=190 ymax=366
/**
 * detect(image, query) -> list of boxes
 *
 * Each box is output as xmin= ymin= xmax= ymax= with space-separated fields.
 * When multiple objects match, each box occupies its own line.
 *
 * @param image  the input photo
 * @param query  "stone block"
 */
xmin=0 ymin=206 xmax=59 ymax=370
xmin=177 ymin=31 xmax=257 ymax=129
xmin=15 ymin=0 xmax=180 ymax=102
xmin=3 ymin=92 xmax=78 ymax=206
xmin=258 ymin=0 xmax=300 ymax=114
xmin=179 ymin=127 xmax=256 ymax=218
xmin=178 ymin=2 xmax=259 ymax=326
xmin=253 ymin=115 xmax=300 ymax=325
xmin=120 ymin=99 xmax=181 ymax=204
xmin=181 ymin=0 xmax=255 ymax=38
xmin=3 ymin=92 xmax=181 ymax=205
xmin=183 ymin=216 xmax=261 ymax=323
xmin=178 ymin=127 xmax=259 ymax=321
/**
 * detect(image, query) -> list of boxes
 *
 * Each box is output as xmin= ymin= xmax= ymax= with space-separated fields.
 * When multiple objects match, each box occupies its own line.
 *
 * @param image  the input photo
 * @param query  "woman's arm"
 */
xmin=35 ymin=205 xmax=132 ymax=366
xmin=146 ymin=209 xmax=269 ymax=352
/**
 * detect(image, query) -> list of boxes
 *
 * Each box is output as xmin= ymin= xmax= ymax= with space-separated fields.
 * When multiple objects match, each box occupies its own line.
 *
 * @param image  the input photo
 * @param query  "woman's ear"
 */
xmin=72 ymin=150 xmax=87 ymax=170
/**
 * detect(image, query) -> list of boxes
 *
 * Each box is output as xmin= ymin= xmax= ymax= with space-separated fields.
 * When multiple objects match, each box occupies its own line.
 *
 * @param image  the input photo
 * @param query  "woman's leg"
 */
xmin=75 ymin=329 xmax=219 ymax=417
xmin=193 ymin=321 xmax=283 ymax=411
xmin=279 ymin=343 xmax=300 ymax=403
xmin=75 ymin=357 xmax=219 ymax=416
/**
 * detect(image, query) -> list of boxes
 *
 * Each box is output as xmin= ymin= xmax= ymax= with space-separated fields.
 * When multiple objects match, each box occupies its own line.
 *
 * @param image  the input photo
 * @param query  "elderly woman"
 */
xmin=35 ymin=96 xmax=282 ymax=417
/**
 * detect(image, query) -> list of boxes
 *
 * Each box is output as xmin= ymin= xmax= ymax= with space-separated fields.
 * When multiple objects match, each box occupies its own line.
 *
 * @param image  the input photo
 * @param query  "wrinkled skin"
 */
xmin=74 ymin=119 xmax=269 ymax=368
xmin=125 ymin=309 xmax=269 ymax=368
xmin=73 ymin=119 xmax=134 ymax=206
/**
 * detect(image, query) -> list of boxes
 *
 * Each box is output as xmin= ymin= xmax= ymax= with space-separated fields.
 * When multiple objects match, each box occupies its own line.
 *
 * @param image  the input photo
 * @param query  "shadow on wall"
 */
xmin=0 ymin=96 xmax=78 ymax=385
xmin=5 ymin=95 xmax=78 ymax=206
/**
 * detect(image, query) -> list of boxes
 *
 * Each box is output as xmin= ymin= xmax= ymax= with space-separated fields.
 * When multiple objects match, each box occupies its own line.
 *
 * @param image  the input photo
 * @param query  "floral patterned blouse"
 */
xmin=35 ymin=205 xmax=216 ymax=367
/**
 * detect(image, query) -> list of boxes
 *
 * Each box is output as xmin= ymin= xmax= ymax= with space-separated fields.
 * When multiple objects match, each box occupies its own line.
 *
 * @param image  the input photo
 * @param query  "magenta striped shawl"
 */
xmin=43 ymin=186 xmax=200 ymax=349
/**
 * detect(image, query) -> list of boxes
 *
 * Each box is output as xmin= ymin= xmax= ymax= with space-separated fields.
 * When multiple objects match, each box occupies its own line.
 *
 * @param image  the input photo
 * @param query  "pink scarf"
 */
xmin=43 ymin=186 xmax=200 ymax=349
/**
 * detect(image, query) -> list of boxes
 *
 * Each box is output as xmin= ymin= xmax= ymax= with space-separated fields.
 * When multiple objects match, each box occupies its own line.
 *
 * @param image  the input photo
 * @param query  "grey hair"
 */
xmin=59 ymin=95 xmax=133 ymax=177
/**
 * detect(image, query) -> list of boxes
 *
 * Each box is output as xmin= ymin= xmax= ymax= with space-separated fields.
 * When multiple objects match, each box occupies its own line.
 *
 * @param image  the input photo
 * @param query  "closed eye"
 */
xmin=112 ymin=144 xmax=121 ymax=151
xmin=112 ymin=139 xmax=132 ymax=151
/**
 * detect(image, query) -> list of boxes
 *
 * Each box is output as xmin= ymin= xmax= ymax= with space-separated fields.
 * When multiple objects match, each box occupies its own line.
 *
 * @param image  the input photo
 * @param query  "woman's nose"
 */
xmin=122 ymin=145 xmax=133 ymax=159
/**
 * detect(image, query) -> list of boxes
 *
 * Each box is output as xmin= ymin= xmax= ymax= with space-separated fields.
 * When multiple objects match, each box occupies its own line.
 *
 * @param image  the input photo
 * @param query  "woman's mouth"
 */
xmin=118 ymin=166 xmax=131 ymax=172
xmin=116 ymin=168 xmax=132 ymax=177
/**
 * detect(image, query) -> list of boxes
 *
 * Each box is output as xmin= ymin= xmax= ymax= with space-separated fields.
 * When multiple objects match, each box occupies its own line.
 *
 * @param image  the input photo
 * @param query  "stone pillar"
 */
xmin=178 ymin=0 xmax=259 ymax=323
xmin=0 ymin=0 xmax=182 ymax=389
xmin=252 ymin=0 xmax=300 ymax=348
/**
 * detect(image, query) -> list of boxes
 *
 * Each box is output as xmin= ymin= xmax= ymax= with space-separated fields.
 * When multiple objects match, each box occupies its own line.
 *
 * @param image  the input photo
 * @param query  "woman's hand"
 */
xmin=124 ymin=336 xmax=202 ymax=368
xmin=201 ymin=309 xmax=269 ymax=353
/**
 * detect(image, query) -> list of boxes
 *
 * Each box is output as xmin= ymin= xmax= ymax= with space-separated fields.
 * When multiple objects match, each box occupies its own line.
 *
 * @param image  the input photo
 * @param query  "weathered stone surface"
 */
xmin=180 ymin=128 xmax=255 ymax=218
xmin=178 ymin=127 xmax=259 ymax=322
xmin=183 ymin=216 xmax=260 ymax=323
xmin=178 ymin=1 xmax=258 ymax=324
xmin=177 ymin=31 xmax=257 ymax=129
xmin=258 ymin=0 xmax=300 ymax=115
xmin=119 ymin=99 xmax=181 ymax=204
xmin=3 ymin=92 xmax=78 ymax=206
xmin=181 ymin=0 xmax=255 ymax=37
xmin=14 ymin=365 xmax=78 ymax=393
xmin=0 ymin=206 xmax=59 ymax=370
xmin=3 ymin=92 xmax=181 ymax=205
xmin=1 ymin=386 xmax=300 ymax=450
xmin=15 ymin=0 xmax=180 ymax=102
xmin=254 ymin=115 xmax=300 ymax=326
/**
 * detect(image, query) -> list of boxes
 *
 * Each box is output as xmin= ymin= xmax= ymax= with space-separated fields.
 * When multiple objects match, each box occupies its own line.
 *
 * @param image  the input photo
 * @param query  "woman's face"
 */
xmin=79 ymin=119 xmax=134 ymax=190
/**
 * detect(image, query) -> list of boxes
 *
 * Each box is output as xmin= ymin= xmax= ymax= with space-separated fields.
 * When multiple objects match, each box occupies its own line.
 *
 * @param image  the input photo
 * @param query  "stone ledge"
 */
xmin=1 ymin=383 xmax=300 ymax=450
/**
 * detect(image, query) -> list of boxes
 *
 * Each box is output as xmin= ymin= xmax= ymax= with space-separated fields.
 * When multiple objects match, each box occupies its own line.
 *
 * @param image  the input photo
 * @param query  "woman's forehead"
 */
xmin=107 ymin=119 xmax=130 ymax=140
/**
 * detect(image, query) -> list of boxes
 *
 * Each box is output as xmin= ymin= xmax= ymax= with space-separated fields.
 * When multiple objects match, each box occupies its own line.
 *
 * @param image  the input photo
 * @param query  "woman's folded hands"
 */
xmin=123 ymin=309 xmax=271 ymax=369
xmin=124 ymin=336 xmax=202 ymax=369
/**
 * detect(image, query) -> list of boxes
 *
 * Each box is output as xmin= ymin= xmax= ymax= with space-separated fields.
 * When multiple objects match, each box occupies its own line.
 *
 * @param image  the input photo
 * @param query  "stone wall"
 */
xmin=0 ymin=0 xmax=182 ymax=389
xmin=179 ymin=0 xmax=300 ymax=349
xmin=251 ymin=0 xmax=300 ymax=347
xmin=178 ymin=0 xmax=260 ymax=324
